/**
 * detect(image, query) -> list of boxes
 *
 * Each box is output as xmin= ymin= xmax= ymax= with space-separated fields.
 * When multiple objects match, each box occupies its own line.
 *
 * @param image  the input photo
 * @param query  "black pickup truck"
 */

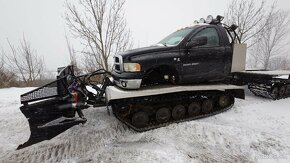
xmin=112 ymin=16 xmax=237 ymax=89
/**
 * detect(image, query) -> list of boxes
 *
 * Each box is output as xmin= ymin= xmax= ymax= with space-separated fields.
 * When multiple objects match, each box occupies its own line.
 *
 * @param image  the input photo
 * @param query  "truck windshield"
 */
xmin=158 ymin=28 xmax=194 ymax=46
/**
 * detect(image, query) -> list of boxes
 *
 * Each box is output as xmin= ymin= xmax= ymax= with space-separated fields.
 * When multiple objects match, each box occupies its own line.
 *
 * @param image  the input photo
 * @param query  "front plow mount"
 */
xmin=18 ymin=66 xmax=111 ymax=149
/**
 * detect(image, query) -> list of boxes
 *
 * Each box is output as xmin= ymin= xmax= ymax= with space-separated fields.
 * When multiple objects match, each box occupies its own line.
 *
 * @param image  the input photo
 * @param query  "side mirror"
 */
xmin=186 ymin=36 xmax=208 ymax=48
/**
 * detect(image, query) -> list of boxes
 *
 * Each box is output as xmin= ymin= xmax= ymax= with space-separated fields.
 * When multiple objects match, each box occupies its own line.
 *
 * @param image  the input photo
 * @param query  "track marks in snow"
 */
xmin=2 ymin=107 xmax=130 ymax=163
xmin=92 ymin=121 xmax=286 ymax=162
xmin=250 ymin=136 xmax=286 ymax=158
xmin=163 ymin=122 xmax=285 ymax=162
xmin=3 ymin=108 xmax=288 ymax=163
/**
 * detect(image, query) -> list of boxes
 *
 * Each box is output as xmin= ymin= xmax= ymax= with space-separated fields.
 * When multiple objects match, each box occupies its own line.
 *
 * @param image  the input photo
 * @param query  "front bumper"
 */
xmin=115 ymin=78 xmax=142 ymax=89
xmin=112 ymin=71 xmax=143 ymax=89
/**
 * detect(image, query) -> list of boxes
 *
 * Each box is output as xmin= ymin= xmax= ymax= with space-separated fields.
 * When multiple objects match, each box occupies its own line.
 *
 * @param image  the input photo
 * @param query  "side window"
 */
xmin=192 ymin=28 xmax=220 ymax=47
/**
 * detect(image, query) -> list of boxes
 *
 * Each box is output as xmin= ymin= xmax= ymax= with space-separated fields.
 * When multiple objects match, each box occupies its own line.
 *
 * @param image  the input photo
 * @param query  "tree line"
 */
xmin=1 ymin=0 xmax=289 ymax=88
xmin=0 ymin=36 xmax=45 ymax=88
xmin=225 ymin=0 xmax=290 ymax=69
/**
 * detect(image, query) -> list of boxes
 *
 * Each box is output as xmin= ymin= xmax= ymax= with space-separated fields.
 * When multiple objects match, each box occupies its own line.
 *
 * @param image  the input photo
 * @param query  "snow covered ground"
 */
xmin=0 ymin=87 xmax=290 ymax=163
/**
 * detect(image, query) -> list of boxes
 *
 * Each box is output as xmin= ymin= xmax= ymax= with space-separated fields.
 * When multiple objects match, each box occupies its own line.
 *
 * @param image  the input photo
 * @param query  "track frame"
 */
xmin=109 ymin=88 xmax=243 ymax=132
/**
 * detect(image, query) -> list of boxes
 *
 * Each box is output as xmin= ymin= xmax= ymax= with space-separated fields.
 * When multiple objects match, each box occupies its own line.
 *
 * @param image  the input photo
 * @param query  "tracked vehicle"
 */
xmin=18 ymin=15 xmax=290 ymax=149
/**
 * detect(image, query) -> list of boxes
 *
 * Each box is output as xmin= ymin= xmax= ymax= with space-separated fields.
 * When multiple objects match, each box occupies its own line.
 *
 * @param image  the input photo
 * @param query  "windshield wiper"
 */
xmin=155 ymin=43 xmax=167 ymax=47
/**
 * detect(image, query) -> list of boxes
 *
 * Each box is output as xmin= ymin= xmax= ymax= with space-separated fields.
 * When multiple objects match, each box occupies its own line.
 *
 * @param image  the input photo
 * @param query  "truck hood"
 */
xmin=119 ymin=45 xmax=174 ymax=59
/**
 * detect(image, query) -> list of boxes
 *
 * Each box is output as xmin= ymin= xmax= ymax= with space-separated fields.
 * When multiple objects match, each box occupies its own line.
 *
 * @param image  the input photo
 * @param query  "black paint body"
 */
xmin=113 ymin=24 xmax=233 ymax=84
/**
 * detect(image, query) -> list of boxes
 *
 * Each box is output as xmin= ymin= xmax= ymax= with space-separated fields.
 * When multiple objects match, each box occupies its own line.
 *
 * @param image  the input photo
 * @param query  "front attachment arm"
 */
xmin=18 ymin=66 xmax=113 ymax=149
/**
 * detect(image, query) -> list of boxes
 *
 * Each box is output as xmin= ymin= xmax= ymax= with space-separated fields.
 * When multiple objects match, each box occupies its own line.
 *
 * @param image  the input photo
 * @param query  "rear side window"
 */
xmin=192 ymin=28 xmax=220 ymax=47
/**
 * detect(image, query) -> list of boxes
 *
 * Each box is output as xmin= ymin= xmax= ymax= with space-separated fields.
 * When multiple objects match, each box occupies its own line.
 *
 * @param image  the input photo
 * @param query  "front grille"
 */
xmin=115 ymin=65 xmax=120 ymax=71
xmin=115 ymin=57 xmax=120 ymax=63
xmin=114 ymin=55 xmax=123 ymax=73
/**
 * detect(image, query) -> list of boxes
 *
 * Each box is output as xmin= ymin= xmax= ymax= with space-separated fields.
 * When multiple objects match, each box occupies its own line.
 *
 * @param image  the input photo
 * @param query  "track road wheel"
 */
xmin=201 ymin=99 xmax=213 ymax=114
xmin=218 ymin=95 xmax=232 ymax=108
xmin=172 ymin=105 xmax=186 ymax=120
xmin=271 ymin=87 xmax=279 ymax=99
xmin=279 ymin=85 xmax=286 ymax=97
xmin=285 ymin=85 xmax=290 ymax=95
xmin=156 ymin=107 xmax=171 ymax=124
xmin=116 ymin=105 xmax=131 ymax=117
xmin=188 ymin=102 xmax=201 ymax=116
xmin=132 ymin=112 xmax=149 ymax=128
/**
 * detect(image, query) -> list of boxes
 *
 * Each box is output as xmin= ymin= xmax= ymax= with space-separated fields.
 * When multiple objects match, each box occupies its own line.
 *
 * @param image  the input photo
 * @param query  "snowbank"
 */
xmin=0 ymin=88 xmax=289 ymax=162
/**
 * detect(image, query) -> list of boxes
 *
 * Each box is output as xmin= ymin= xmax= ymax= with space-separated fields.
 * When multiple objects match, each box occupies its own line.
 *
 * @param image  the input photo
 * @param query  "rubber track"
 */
xmin=248 ymin=83 xmax=290 ymax=100
xmin=112 ymin=91 xmax=235 ymax=132
xmin=113 ymin=104 xmax=234 ymax=132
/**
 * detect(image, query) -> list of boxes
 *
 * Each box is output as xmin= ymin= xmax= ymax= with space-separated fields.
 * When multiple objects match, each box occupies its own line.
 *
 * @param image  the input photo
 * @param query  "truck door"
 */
xmin=181 ymin=27 xmax=225 ymax=82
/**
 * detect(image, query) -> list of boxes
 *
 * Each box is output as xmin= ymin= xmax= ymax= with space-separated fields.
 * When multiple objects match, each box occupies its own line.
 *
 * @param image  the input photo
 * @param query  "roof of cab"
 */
xmin=177 ymin=23 xmax=210 ymax=31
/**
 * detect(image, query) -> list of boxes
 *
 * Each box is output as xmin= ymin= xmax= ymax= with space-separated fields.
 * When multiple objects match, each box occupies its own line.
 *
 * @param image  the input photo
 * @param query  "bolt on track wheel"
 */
xmin=156 ymin=107 xmax=171 ymax=124
xmin=218 ymin=95 xmax=231 ymax=108
xmin=201 ymin=99 xmax=213 ymax=114
xmin=172 ymin=105 xmax=186 ymax=120
xmin=279 ymin=85 xmax=286 ymax=97
xmin=188 ymin=102 xmax=201 ymax=116
xmin=285 ymin=85 xmax=290 ymax=95
xmin=271 ymin=87 xmax=279 ymax=99
xmin=132 ymin=112 xmax=149 ymax=128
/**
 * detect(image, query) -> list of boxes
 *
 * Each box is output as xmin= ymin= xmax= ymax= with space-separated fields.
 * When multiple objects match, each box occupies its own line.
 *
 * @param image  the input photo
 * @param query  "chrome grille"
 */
xmin=114 ymin=55 xmax=123 ymax=73
xmin=115 ymin=57 xmax=119 ymax=63
xmin=114 ymin=65 xmax=120 ymax=71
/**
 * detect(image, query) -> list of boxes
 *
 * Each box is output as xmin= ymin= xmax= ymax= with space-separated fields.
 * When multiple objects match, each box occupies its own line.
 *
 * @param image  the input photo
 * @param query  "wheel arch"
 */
xmin=142 ymin=64 xmax=180 ymax=83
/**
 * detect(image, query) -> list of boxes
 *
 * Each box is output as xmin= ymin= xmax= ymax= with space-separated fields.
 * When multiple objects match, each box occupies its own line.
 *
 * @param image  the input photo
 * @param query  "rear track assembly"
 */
xmin=248 ymin=81 xmax=290 ymax=100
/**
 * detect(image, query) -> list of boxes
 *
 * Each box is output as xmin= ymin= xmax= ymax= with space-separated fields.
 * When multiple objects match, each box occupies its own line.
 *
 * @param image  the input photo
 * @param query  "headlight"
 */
xmin=123 ymin=63 xmax=141 ymax=72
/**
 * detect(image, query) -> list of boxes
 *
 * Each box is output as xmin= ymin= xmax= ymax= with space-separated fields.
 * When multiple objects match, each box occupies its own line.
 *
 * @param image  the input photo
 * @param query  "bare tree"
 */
xmin=253 ymin=10 xmax=290 ymax=69
xmin=0 ymin=54 xmax=18 ymax=87
xmin=82 ymin=54 xmax=99 ymax=73
xmin=225 ymin=0 xmax=275 ymax=48
xmin=0 ymin=56 xmax=6 ymax=86
xmin=268 ymin=56 xmax=289 ymax=70
xmin=0 ymin=55 xmax=4 ymax=73
xmin=65 ymin=35 xmax=82 ymax=75
xmin=4 ymin=36 xmax=45 ymax=86
xmin=65 ymin=0 xmax=132 ymax=71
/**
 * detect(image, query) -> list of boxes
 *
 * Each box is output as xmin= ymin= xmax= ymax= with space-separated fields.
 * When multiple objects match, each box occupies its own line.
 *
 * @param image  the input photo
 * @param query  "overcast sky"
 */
xmin=0 ymin=0 xmax=289 ymax=71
